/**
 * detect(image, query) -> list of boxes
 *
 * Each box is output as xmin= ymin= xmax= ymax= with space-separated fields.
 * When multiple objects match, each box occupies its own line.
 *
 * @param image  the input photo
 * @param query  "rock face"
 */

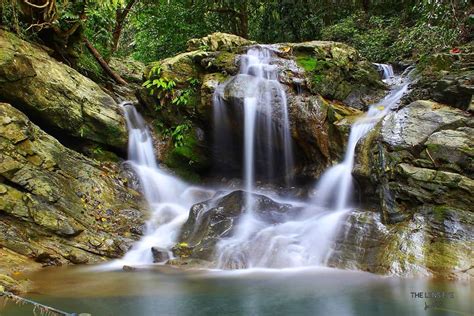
xmin=138 ymin=33 xmax=381 ymax=180
xmin=328 ymin=209 xmax=473 ymax=279
xmin=186 ymin=32 xmax=255 ymax=52
xmin=289 ymin=41 xmax=386 ymax=110
xmin=0 ymin=30 xmax=128 ymax=150
xmin=0 ymin=103 xmax=146 ymax=277
xmin=405 ymin=46 xmax=474 ymax=111
xmin=366 ymin=100 xmax=473 ymax=223
xmin=174 ymin=190 xmax=300 ymax=261
xmin=344 ymin=100 xmax=473 ymax=278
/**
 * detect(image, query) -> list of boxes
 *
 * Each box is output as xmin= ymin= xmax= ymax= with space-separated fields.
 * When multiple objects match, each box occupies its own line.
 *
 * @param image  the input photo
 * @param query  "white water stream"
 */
xmin=103 ymin=104 xmax=214 ymax=268
xmin=109 ymin=49 xmax=410 ymax=270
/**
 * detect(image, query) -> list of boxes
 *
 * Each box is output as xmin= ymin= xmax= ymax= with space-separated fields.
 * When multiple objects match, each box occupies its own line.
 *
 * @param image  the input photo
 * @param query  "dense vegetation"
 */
xmin=1 ymin=0 xmax=472 ymax=77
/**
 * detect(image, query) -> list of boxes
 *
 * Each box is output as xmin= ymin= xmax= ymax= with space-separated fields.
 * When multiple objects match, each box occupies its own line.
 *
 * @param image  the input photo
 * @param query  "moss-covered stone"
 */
xmin=186 ymin=32 xmax=255 ymax=52
xmin=289 ymin=41 xmax=386 ymax=110
xmin=0 ymin=30 xmax=128 ymax=150
xmin=109 ymin=57 xmax=145 ymax=83
xmin=0 ymin=102 xmax=147 ymax=272
xmin=163 ymin=127 xmax=210 ymax=182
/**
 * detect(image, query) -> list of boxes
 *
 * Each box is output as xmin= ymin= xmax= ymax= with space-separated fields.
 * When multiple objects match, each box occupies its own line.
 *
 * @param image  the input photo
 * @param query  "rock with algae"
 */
xmin=0 ymin=102 xmax=147 ymax=274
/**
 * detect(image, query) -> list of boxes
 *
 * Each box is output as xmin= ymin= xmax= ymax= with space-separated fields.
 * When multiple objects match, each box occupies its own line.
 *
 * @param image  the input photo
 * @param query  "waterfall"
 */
xmin=374 ymin=63 xmax=394 ymax=81
xmin=109 ymin=58 xmax=409 ymax=271
xmin=314 ymin=68 xmax=410 ymax=211
xmin=212 ymin=47 xmax=296 ymax=268
xmin=103 ymin=103 xmax=214 ymax=268
xmin=216 ymin=63 xmax=412 ymax=269
xmin=213 ymin=47 xmax=294 ymax=190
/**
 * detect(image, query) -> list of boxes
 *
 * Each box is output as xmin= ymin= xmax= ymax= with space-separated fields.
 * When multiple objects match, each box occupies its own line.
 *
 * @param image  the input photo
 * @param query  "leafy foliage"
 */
xmin=130 ymin=0 xmax=219 ymax=62
xmin=171 ymin=123 xmax=190 ymax=148
xmin=2 ymin=0 xmax=471 ymax=67
xmin=142 ymin=65 xmax=177 ymax=106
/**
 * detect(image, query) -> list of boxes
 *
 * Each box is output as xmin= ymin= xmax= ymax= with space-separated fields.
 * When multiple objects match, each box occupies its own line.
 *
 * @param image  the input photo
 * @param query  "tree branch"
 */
xmin=84 ymin=37 xmax=128 ymax=85
xmin=111 ymin=0 xmax=139 ymax=55
xmin=23 ymin=0 xmax=50 ymax=9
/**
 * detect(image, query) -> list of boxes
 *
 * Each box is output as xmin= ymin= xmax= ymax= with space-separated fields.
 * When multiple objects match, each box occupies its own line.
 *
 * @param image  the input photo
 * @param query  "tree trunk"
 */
xmin=84 ymin=37 xmax=128 ymax=85
xmin=362 ymin=0 xmax=370 ymax=12
xmin=110 ymin=0 xmax=138 ymax=56
xmin=239 ymin=1 xmax=249 ymax=38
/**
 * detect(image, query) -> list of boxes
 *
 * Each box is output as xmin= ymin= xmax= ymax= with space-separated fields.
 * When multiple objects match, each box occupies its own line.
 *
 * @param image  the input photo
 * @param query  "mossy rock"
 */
xmin=0 ymin=102 xmax=147 ymax=268
xmin=0 ymin=30 xmax=127 ymax=150
xmin=163 ymin=127 xmax=210 ymax=182
xmin=186 ymin=32 xmax=255 ymax=52
xmin=290 ymin=41 xmax=386 ymax=109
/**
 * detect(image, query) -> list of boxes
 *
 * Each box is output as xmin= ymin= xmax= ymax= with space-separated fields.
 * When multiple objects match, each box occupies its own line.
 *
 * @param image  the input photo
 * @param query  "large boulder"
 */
xmin=328 ymin=209 xmax=473 ymax=279
xmin=0 ymin=30 xmax=128 ymax=150
xmin=289 ymin=41 xmax=386 ymax=110
xmin=0 ymin=103 xmax=146 ymax=272
xmin=405 ymin=45 xmax=474 ymax=111
xmin=173 ymin=190 xmax=300 ymax=261
xmin=186 ymin=32 xmax=255 ymax=52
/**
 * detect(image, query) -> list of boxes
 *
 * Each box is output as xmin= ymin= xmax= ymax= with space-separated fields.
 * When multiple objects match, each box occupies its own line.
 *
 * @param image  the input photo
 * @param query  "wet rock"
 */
xmin=0 ymin=102 xmax=147 ymax=268
xmin=0 ymin=30 xmax=127 ymax=149
xmin=151 ymin=247 xmax=170 ymax=263
xmin=405 ymin=47 xmax=474 ymax=111
xmin=174 ymin=190 xmax=301 ymax=261
xmin=289 ymin=94 xmax=362 ymax=176
xmin=328 ymin=208 xmax=473 ymax=279
xmin=354 ymin=100 xmax=473 ymax=224
xmin=122 ymin=265 xmax=137 ymax=272
xmin=186 ymin=32 xmax=255 ymax=52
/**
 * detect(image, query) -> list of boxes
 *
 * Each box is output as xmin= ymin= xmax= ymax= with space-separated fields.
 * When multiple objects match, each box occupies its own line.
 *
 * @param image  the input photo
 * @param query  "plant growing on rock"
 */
xmin=143 ymin=65 xmax=177 ymax=106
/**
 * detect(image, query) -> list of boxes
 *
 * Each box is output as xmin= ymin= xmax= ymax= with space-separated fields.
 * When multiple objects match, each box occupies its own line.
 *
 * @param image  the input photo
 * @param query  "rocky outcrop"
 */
xmin=186 ymin=32 xmax=255 ymax=52
xmin=328 ymin=209 xmax=473 ymax=279
xmin=0 ymin=103 xmax=146 ymax=280
xmin=173 ymin=190 xmax=300 ymax=261
xmin=138 ymin=33 xmax=379 ymax=180
xmin=343 ymin=100 xmax=473 ymax=278
xmin=0 ymin=30 xmax=128 ymax=150
xmin=405 ymin=46 xmax=474 ymax=111
xmin=362 ymin=100 xmax=473 ymax=223
xmin=290 ymin=41 xmax=386 ymax=110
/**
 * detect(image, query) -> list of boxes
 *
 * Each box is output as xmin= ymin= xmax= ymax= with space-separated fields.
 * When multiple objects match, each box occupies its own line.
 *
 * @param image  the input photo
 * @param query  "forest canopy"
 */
xmin=1 ymin=0 xmax=472 ymax=77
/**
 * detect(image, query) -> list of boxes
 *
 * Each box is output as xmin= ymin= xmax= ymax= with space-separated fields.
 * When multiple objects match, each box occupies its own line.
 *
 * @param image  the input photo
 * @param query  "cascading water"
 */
xmin=104 ymin=103 xmax=214 ymax=268
xmin=112 ymin=52 xmax=410 ymax=272
xmin=215 ymin=62 xmax=412 ymax=269
xmin=213 ymin=47 xmax=294 ymax=191
xmin=212 ymin=47 xmax=296 ymax=267
xmin=374 ymin=63 xmax=394 ymax=81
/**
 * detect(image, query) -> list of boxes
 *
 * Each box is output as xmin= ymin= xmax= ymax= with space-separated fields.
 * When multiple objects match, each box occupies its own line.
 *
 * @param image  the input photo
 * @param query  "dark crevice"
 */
xmin=0 ymin=176 xmax=30 ymax=194
xmin=0 ymin=99 xmax=127 ymax=159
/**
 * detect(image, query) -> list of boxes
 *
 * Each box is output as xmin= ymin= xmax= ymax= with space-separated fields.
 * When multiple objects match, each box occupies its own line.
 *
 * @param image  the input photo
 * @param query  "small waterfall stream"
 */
xmin=104 ymin=104 xmax=214 ymax=268
xmin=213 ymin=47 xmax=294 ymax=191
xmin=111 ymin=48 xmax=411 ymax=271
xmin=374 ymin=63 xmax=395 ymax=81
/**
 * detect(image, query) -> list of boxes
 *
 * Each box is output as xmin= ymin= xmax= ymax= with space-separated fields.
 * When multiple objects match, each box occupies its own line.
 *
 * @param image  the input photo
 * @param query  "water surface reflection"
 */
xmin=1 ymin=266 xmax=472 ymax=315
